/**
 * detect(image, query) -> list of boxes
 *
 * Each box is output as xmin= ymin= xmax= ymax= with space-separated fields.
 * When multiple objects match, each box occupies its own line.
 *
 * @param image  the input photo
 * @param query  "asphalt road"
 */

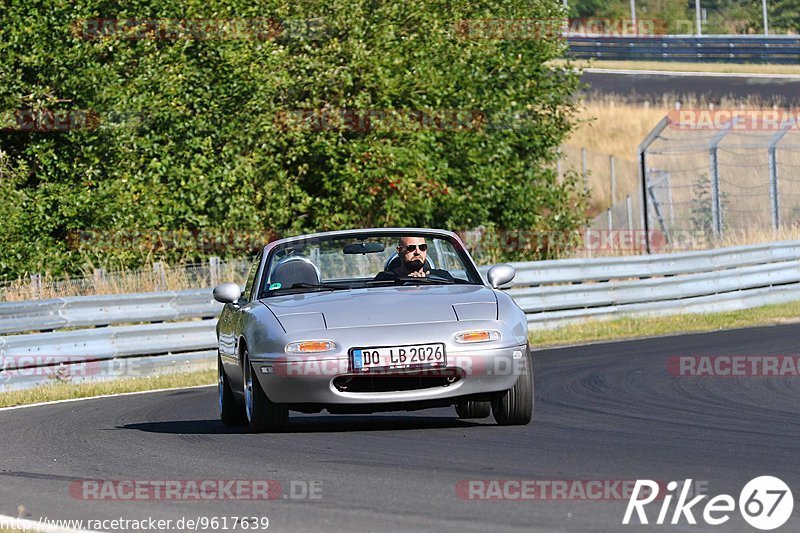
xmin=1 ymin=324 xmax=799 ymax=532
xmin=581 ymin=71 xmax=800 ymax=105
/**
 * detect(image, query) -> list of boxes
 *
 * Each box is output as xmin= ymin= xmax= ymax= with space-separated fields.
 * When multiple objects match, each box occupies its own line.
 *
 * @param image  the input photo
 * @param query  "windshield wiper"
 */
xmin=405 ymin=275 xmax=454 ymax=285
xmin=265 ymin=282 xmax=351 ymax=296
xmin=368 ymin=275 xmax=453 ymax=286
xmin=289 ymin=282 xmax=351 ymax=290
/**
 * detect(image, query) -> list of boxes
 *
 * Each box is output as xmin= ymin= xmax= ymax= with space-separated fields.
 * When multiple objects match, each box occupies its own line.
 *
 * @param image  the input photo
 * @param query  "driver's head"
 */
xmin=397 ymin=237 xmax=427 ymax=272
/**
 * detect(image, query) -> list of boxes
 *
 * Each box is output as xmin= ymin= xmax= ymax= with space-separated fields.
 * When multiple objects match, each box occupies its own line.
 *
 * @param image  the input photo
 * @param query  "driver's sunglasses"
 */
xmin=402 ymin=244 xmax=427 ymax=252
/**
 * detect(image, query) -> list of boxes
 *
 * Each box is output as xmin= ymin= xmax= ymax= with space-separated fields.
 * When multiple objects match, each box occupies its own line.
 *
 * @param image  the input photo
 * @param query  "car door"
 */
xmin=219 ymin=251 xmax=262 ymax=390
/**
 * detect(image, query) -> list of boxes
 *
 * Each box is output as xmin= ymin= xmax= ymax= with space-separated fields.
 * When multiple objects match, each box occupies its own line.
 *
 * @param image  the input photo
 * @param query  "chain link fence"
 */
xmin=640 ymin=111 xmax=800 ymax=250
xmin=0 ymin=258 xmax=251 ymax=302
xmin=559 ymin=146 xmax=650 ymax=255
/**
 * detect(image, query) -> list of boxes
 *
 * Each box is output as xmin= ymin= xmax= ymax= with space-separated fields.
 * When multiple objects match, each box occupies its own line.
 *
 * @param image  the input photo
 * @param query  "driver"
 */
xmin=386 ymin=236 xmax=454 ymax=281
xmin=393 ymin=236 xmax=429 ymax=277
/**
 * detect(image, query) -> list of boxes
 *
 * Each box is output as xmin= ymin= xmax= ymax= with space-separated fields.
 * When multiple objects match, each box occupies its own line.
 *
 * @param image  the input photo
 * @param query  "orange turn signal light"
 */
xmin=454 ymin=330 xmax=500 ymax=343
xmin=285 ymin=340 xmax=337 ymax=353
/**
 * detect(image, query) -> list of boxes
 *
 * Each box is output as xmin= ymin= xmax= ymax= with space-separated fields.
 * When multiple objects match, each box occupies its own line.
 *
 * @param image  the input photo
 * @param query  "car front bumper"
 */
xmin=250 ymin=344 xmax=528 ymax=405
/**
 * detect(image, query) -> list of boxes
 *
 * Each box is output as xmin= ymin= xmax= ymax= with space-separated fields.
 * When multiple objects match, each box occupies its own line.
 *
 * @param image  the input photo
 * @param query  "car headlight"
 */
xmin=454 ymin=330 xmax=501 ymax=343
xmin=285 ymin=340 xmax=337 ymax=353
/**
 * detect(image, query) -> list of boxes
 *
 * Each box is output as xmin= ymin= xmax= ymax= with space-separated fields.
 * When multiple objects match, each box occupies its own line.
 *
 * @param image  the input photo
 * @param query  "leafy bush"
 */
xmin=0 ymin=0 xmax=586 ymax=279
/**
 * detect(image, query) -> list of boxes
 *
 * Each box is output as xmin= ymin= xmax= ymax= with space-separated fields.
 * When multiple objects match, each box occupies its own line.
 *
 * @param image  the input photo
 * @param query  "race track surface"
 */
xmin=2 ymin=323 xmax=799 ymax=532
xmin=581 ymin=71 xmax=800 ymax=105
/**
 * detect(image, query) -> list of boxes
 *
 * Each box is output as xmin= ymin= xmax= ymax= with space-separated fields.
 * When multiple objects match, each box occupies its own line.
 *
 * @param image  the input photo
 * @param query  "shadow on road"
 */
xmin=121 ymin=415 xmax=485 ymax=434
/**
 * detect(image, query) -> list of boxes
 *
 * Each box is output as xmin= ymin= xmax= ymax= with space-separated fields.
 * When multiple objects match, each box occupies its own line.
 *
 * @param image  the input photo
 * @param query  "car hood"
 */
xmin=260 ymin=285 xmax=497 ymax=331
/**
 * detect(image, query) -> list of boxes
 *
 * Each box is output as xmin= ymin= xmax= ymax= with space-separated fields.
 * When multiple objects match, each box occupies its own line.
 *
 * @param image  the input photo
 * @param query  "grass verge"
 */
xmin=530 ymin=300 xmax=800 ymax=348
xmin=0 ymin=369 xmax=215 ymax=408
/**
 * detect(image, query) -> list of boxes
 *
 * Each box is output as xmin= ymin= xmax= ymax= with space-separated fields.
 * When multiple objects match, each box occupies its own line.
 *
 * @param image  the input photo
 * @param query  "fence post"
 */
xmin=581 ymin=147 xmax=588 ymax=194
xmin=153 ymin=262 xmax=167 ymax=291
xmin=708 ymin=146 xmax=723 ymax=239
xmin=556 ymin=149 xmax=562 ymax=183
xmin=209 ymin=256 xmax=221 ymax=287
xmin=638 ymin=115 xmax=670 ymax=254
xmin=626 ymin=194 xmax=633 ymax=231
xmin=30 ymin=273 xmax=41 ymax=299
xmin=610 ymin=155 xmax=616 ymax=205
xmin=768 ymin=125 xmax=791 ymax=232
xmin=93 ymin=268 xmax=106 ymax=291
xmin=708 ymin=117 xmax=738 ymax=240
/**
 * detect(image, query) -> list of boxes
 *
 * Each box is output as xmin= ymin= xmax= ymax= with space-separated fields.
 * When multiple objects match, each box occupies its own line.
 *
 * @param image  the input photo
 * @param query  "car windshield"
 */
xmin=258 ymin=232 xmax=483 ymax=297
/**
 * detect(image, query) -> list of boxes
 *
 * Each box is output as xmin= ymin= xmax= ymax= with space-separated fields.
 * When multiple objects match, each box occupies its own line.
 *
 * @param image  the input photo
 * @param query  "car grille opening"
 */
xmin=333 ymin=371 xmax=461 ymax=393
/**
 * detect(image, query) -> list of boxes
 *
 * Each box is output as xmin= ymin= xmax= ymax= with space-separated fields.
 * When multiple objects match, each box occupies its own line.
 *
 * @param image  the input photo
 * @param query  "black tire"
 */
xmin=244 ymin=350 xmax=289 ymax=433
xmin=218 ymin=355 xmax=246 ymax=426
xmin=455 ymin=400 xmax=492 ymax=419
xmin=492 ymin=347 xmax=534 ymax=426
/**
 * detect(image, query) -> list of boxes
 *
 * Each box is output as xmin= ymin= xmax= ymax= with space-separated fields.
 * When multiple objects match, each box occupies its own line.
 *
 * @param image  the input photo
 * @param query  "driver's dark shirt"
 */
xmin=374 ymin=267 xmax=455 ymax=282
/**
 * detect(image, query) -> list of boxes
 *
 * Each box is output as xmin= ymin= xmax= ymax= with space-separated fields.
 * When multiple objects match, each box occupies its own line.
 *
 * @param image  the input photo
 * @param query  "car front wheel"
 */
xmin=219 ymin=355 xmax=246 ymax=426
xmin=492 ymin=347 xmax=534 ymax=426
xmin=455 ymin=400 xmax=491 ymax=419
xmin=244 ymin=350 xmax=289 ymax=433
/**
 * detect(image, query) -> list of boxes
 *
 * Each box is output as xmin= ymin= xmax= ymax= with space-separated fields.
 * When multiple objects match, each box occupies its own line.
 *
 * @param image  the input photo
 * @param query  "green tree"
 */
xmin=0 ymin=0 xmax=586 ymax=279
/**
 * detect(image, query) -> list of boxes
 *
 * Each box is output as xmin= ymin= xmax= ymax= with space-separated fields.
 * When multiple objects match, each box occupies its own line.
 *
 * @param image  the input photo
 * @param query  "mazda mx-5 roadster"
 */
xmin=213 ymin=228 xmax=533 ymax=432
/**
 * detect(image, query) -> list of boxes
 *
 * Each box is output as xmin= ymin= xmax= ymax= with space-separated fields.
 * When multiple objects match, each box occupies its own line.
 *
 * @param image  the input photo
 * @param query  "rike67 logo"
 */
xmin=623 ymin=477 xmax=793 ymax=530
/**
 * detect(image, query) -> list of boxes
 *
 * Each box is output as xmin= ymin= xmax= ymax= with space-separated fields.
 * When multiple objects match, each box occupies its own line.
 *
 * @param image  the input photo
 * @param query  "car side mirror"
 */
xmin=487 ymin=264 xmax=515 ymax=289
xmin=213 ymin=282 xmax=242 ymax=304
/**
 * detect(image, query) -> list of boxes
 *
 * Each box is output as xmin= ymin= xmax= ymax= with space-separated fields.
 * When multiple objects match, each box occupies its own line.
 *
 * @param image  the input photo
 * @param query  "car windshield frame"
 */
xmin=254 ymin=229 xmax=484 ymax=299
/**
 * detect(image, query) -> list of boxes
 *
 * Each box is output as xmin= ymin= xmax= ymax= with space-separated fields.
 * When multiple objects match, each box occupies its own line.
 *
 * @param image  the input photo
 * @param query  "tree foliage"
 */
xmin=0 ymin=0 xmax=586 ymax=278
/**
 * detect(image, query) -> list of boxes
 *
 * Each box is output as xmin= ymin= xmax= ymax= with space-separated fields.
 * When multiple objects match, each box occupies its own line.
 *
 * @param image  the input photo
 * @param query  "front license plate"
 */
xmin=352 ymin=343 xmax=446 ymax=372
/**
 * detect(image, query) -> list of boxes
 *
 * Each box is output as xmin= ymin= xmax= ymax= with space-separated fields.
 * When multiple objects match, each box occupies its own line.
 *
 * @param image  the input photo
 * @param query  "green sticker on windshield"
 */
xmin=269 ymin=282 xmax=282 ymax=290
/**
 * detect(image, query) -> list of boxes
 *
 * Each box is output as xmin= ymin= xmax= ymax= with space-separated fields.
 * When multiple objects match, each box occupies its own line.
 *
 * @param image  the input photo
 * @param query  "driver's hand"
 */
xmin=407 ymin=270 xmax=426 ymax=277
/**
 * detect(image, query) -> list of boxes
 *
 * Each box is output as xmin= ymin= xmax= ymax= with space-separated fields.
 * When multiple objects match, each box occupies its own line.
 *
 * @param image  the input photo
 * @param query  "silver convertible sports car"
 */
xmin=213 ymin=228 xmax=533 ymax=432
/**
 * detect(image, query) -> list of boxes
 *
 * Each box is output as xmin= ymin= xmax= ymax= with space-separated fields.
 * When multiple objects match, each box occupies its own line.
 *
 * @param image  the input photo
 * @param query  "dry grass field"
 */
xmin=556 ymin=59 xmax=800 ymax=76
xmin=562 ymin=95 xmax=800 ymax=222
xmin=0 ymin=260 xmax=248 ymax=301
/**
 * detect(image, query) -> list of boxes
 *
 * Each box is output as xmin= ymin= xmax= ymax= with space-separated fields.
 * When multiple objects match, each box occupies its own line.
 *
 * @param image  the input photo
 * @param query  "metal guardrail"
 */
xmin=567 ymin=35 xmax=800 ymax=63
xmin=4 ymin=240 xmax=800 ymax=390
xmin=0 ymin=289 xmax=221 ymax=334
